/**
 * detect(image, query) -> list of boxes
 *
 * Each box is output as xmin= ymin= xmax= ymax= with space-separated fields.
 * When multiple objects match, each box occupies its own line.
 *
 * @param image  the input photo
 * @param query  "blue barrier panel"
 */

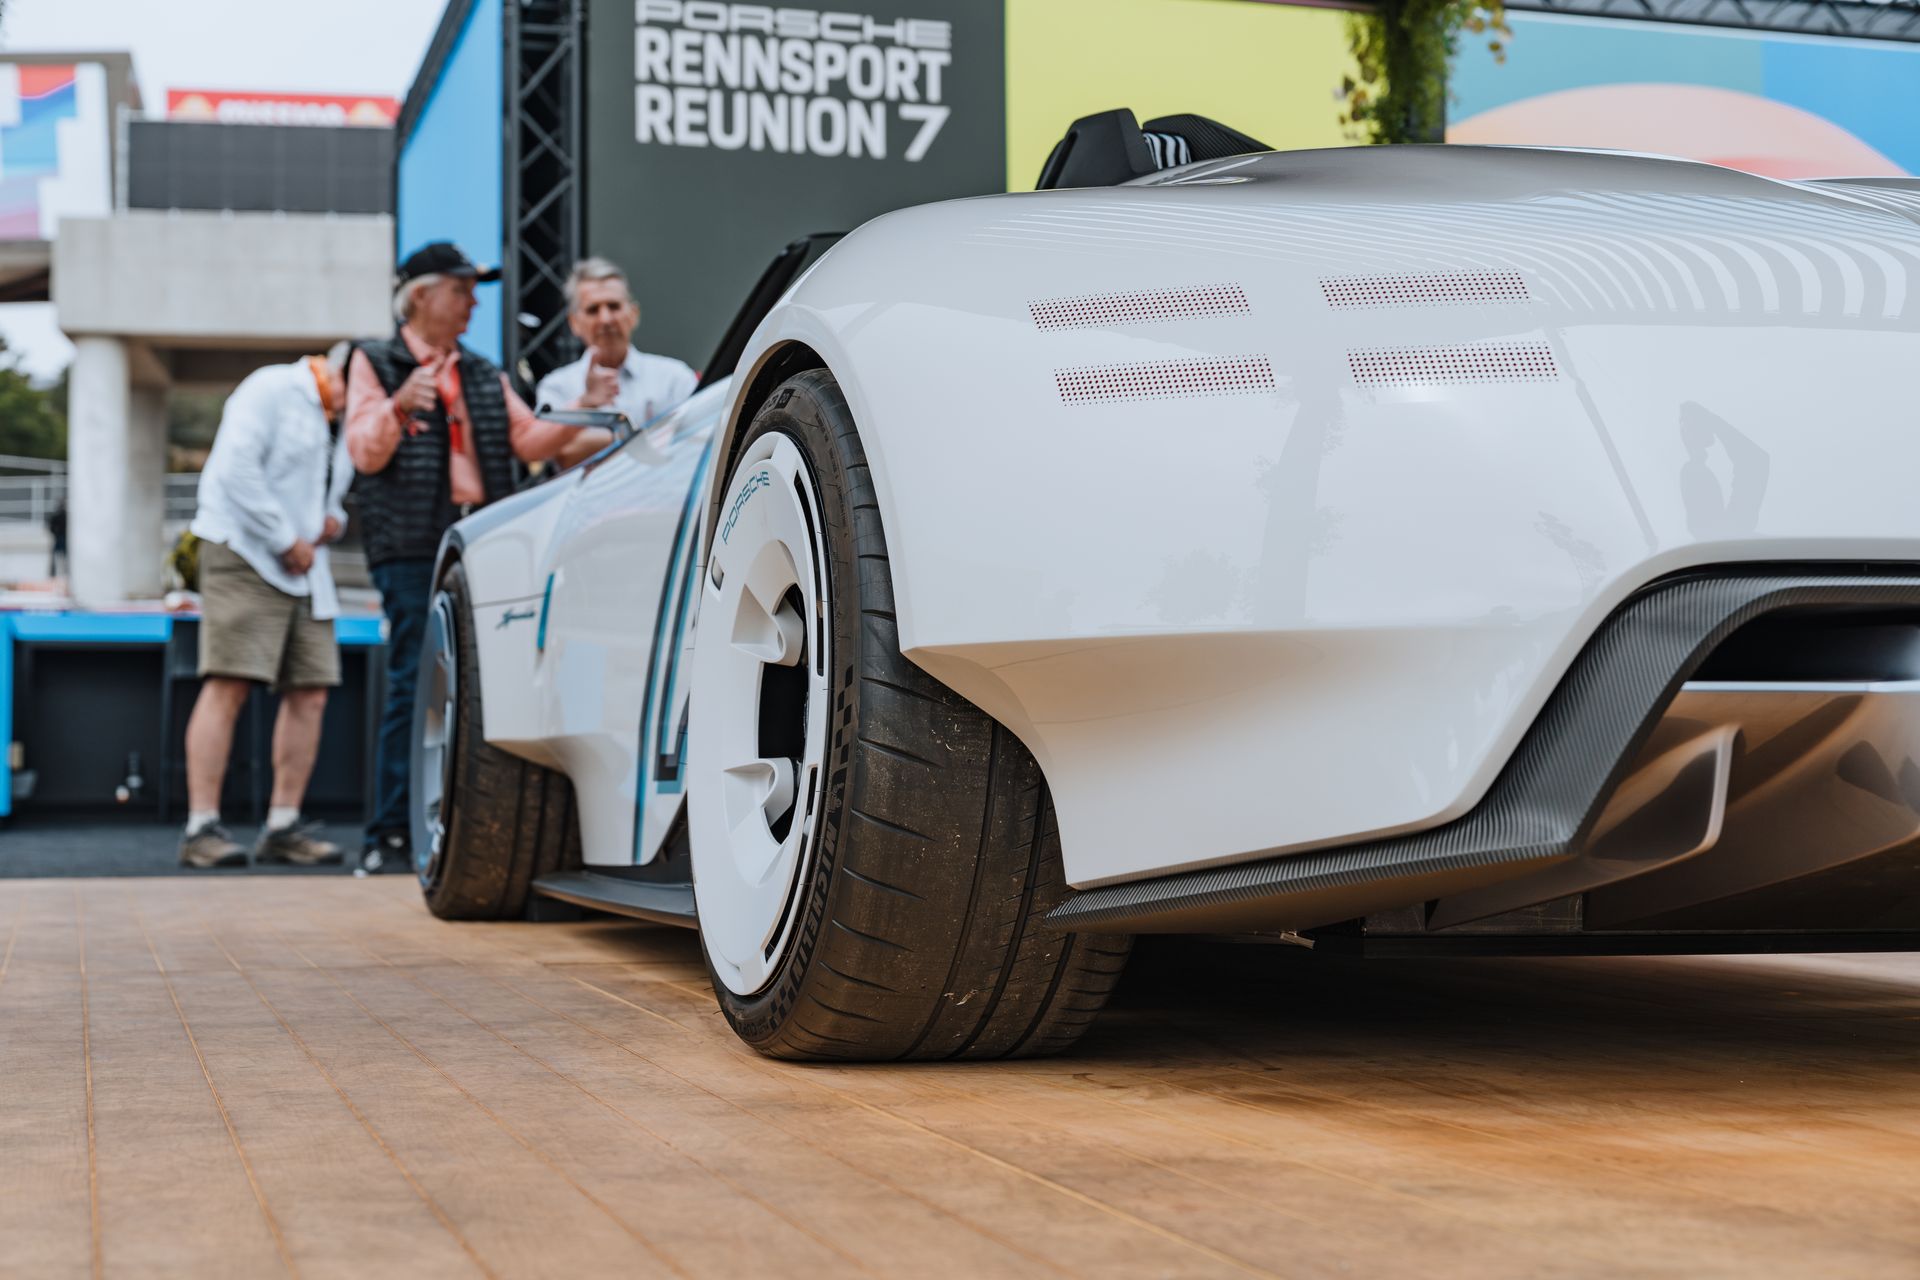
xmin=1 ymin=611 xmax=385 ymax=818
xmin=0 ymin=616 xmax=10 ymax=818
xmin=335 ymin=616 xmax=386 ymax=647
xmin=4 ymin=613 xmax=172 ymax=818
xmin=10 ymin=613 xmax=174 ymax=644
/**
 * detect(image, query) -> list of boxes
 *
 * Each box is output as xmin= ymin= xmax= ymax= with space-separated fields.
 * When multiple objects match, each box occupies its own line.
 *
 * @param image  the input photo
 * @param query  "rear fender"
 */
xmin=725 ymin=165 xmax=1920 ymax=890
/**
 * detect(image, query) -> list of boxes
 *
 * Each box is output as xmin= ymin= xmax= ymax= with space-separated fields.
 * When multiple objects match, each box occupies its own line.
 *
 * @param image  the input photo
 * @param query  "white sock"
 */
xmin=185 ymin=810 xmax=221 ymax=837
xmin=266 ymin=806 xmax=301 ymax=832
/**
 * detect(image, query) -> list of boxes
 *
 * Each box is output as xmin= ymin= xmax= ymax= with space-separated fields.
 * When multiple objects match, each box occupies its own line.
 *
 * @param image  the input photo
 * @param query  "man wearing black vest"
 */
xmin=345 ymin=242 xmax=611 ymax=874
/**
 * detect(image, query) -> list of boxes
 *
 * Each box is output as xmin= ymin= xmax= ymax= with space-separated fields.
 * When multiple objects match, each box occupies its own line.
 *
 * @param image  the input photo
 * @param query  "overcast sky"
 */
xmin=0 ymin=0 xmax=450 ymax=380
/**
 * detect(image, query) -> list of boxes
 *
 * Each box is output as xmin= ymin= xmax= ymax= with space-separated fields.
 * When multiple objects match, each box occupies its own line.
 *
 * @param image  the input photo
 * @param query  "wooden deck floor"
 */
xmin=4 ymin=877 xmax=1919 ymax=1279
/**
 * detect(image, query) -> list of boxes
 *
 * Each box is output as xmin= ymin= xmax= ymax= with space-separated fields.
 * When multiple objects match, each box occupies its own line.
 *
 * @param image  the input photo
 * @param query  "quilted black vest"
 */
xmin=352 ymin=334 xmax=517 ymax=566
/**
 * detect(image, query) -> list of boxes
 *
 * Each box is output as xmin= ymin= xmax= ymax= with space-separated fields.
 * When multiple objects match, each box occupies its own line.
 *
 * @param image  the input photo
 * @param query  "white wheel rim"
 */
xmin=690 ymin=432 xmax=832 ymax=996
xmin=414 ymin=590 xmax=458 ymax=885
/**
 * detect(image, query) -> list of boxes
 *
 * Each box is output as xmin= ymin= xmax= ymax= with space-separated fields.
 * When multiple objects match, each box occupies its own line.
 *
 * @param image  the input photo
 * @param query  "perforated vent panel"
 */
xmin=1348 ymin=343 xmax=1559 ymax=387
xmin=1321 ymin=271 xmax=1532 ymax=309
xmin=1056 ymin=355 xmax=1276 ymax=404
xmin=1030 ymin=283 xmax=1250 ymax=331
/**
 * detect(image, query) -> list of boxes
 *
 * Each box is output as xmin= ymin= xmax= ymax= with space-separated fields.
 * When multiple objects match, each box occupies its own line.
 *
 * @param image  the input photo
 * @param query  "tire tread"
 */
xmin=421 ymin=563 xmax=579 ymax=922
xmin=707 ymin=370 xmax=1128 ymax=1061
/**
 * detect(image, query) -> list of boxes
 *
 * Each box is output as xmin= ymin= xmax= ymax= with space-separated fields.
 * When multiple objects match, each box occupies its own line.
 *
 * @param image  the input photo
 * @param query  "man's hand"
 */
xmin=321 ymin=516 xmax=343 ymax=545
xmin=555 ymin=427 xmax=615 ymax=469
xmin=393 ymin=363 xmax=440 ymax=418
xmin=580 ymin=363 xmax=620 ymax=409
xmin=281 ymin=538 xmax=316 ymax=575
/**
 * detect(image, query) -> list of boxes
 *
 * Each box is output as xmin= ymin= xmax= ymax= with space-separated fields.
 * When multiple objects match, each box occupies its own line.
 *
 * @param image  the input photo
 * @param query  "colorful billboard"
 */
xmin=168 ymin=89 xmax=401 ymax=128
xmin=0 ymin=62 xmax=110 ymax=240
xmin=1450 ymin=13 xmax=1920 ymax=178
xmin=1006 ymin=0 xmax=1355 ymax=191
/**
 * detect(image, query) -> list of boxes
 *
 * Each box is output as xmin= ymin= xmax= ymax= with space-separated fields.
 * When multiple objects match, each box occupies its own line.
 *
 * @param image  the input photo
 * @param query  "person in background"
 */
xmin=46 ymin=497 xmax=66 ymax=579
xmin=347 ymin=241 xmax=613 ymax=875
xmin=535 ymin=257 xmax=697 ymax=430
xmin=178 ymin=345 xmax=353 ymax=869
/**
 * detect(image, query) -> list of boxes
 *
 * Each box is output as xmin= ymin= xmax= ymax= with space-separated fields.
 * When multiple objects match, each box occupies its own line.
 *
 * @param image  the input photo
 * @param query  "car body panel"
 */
xmin=452 ymin=143 xmax=1920 ymax=904
xmin=716 ymin=145 xmax=1920 ymax=887
xmin=455 ymin=384 xmax=726 ymax=866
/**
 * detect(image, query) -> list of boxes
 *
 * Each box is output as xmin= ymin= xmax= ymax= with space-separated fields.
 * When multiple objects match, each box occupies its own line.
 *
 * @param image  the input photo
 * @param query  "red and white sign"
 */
xmin=167 ymin=90 xmax=400 ymax=128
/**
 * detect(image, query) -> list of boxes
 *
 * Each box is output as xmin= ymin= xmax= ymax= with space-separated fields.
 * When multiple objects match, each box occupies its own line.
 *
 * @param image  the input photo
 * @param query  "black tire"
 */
xmin=415 ymin=561 xmax=578 ymax=921
xmin=703 ymin=370 xmax=1131 ymax=1060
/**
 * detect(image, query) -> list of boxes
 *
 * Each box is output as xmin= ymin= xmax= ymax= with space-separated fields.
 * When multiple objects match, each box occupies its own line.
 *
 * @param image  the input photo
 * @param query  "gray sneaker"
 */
xmin=179 ymin=823 xmax=247 ymax=869
xmin=255 ymin=820 xmax=344 ymax=867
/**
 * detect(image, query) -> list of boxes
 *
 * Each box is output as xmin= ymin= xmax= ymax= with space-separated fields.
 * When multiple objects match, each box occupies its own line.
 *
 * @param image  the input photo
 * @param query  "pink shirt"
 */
xmin=345 ymin=326 xmax=583 ymax=505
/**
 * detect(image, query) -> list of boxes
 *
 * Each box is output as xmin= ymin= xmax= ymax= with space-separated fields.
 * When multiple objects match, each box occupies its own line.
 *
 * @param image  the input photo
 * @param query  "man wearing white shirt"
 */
xmin=179 ymin=348 xmax=353 ymax=869
xmin=535 ymin=257 xmax=697 ymax=432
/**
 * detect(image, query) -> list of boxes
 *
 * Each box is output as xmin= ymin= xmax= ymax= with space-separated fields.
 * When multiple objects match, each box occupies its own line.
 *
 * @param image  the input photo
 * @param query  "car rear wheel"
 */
xmin=688 ymin=369 xmax=1130 ymax=1060
xmin=413 ymin=561 xmax=577 ymax=920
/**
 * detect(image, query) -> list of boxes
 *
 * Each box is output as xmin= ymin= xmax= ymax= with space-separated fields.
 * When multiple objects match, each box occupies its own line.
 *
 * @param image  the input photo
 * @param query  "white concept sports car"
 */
xmin=414 ymin=111 xmax=1920 ymax=1060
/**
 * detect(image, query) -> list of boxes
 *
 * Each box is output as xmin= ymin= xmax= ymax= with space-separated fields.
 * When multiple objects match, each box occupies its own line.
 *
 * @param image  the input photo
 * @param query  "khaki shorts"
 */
xmin=198 ymin=540 xmax=341 ymax=691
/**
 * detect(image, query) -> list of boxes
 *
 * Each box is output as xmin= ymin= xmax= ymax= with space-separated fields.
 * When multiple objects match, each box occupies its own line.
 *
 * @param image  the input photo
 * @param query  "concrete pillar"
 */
xmin=68 ymin=336 xmax=130 ymax=607
xmin=67 ymin=337 xmax=166 ymax=605
xmin=126 ymin=387 xmax=168 ymax=598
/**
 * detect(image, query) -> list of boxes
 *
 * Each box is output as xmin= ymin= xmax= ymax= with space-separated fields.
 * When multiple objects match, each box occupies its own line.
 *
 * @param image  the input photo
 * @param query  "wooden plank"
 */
xmin=405 ymin=962 xmax=1073 ymax=1279
xmin=5 ymin=875 xmax=1920 ymax=1280
xmin=240 ymin=962 xmax=674 ymax=1279
xmin=83 ymin=954 xmax=290 ymax=1273
xmin=160 ymin=957 xmax=488 ymax=1279
xmin=0 ymin=885 xmax=94 ymax=1280
xmin=317 ymin=961 xmax=871 ymax=1279
xmin=556 ymin=964 xmax=1278 ymax=1280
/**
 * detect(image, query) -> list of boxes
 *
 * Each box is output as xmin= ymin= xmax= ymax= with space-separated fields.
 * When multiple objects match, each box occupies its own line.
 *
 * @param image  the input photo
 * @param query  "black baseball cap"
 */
xmin=397 ymin=240 xmax=500 ymax=285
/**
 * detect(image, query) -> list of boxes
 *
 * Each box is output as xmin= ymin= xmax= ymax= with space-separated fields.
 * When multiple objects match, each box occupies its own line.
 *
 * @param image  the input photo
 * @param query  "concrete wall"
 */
xmin=0 ymin=524 xmax=57 ymax=585
xmin=55 ymin=211 xmax=392 ymax=344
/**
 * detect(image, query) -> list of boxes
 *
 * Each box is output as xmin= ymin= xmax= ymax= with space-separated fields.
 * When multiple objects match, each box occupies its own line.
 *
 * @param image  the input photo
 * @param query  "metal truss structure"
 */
xmin=505 ymin=0 xmax=586 ymax=388
xmin=1504 ymin=0 xmax=1920 ymax=42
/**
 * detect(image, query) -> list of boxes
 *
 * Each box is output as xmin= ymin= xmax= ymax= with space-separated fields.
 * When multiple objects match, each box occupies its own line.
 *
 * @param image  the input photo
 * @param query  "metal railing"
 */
xmin=0 ymin=453 xmax=67 ymax=473
xmin=0 ymin=474 xmax=203 ymax=526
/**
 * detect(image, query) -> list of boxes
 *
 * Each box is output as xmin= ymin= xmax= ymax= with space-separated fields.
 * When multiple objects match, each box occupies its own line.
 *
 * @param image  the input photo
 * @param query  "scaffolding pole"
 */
xmin=504 ymin=0 xmax=586 ymax=388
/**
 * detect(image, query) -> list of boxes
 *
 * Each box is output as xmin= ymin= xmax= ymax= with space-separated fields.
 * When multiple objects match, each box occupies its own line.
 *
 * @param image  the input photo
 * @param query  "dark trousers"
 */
xmin=369 ymin=557 xmax=437 ymax=840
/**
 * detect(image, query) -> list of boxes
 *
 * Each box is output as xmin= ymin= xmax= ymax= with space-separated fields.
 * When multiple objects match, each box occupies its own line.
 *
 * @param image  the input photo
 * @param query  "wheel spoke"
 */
xmin=729 ymin=544 xmax=805 ymax=666
xmin=766 ymin=434 xmax=806 ymax=486
xmin=728 ymin=589 xmax=804 ymax=666
xmin=740 ymin=539 xmax=797 ymax=617
xmin=723 ymin=757 xmax=794 ymax=823
xmin=722 ymin=758 xmax=795 ymax=884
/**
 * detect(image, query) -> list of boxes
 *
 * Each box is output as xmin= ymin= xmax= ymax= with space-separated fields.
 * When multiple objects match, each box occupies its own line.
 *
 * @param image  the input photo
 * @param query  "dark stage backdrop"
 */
xmin=585 ymin=0 xmax=1008 ymax=368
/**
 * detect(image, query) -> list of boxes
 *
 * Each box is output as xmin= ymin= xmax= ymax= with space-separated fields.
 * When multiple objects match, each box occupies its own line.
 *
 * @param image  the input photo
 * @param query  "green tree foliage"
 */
xmin=0 ymin=337 xmax=67 ymax=461
xmin=167 ymin=388 xmax=227 ymax=452
xmin=1342 ymin=0 xmax=1509 ymax=144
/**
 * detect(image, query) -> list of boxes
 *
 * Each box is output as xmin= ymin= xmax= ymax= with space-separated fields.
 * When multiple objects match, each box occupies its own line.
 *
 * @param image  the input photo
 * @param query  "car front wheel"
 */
xmin=413 ymin=561 xmax=577 ymax=919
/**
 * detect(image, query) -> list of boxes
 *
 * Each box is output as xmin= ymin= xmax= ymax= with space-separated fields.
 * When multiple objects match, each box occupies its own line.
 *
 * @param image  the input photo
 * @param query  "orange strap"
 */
xmin=434 ymin=357 xmax=467 ymax=456
xmin=307 ymin=355 xmax=340 ymax=417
